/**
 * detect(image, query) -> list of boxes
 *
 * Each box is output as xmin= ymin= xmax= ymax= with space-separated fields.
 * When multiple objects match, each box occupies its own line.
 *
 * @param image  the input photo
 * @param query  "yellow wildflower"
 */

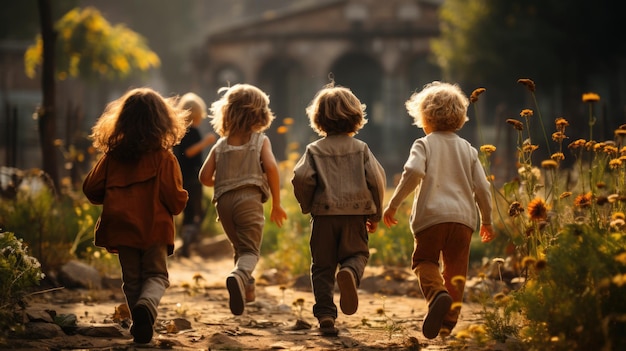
xmin=559 ymin=191 xmax=572 ymax=199
xmin=613 ymin=212 xmax=625 ymax=221
xmin=551 ymin=131 xmax=567 ymax=142
xmin=522 ymin=144 xmax=539 ymax=153
xmin=609 ymin=159 xmax=622 ymax=169
xmin=568 ymin=139 xmax=586 ymax=150
xmin=551 ymin=152 xmax=565 ymax=162
xmin=582 ymin=92 xmax=600 ymax=102
xmin=541 ymin=159 xmax=558 ymax=169
xmin=555 ymin=117 xmax=569 ymax=129
xmin=520 ymin=109 xmax=533 ymax=117
xmin=480 ymin=144 xmax=496 ymax=155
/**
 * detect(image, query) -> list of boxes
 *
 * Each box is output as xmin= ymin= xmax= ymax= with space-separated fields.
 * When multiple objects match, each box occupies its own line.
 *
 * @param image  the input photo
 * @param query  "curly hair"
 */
xmin=209 ymin=84 xmax=275 ymax=137
xmin=405 ymin=81 xmax=469 ymax=132
xmin=89 ymin=87 xmax=188 ymax=162
xmin=305 ymin=82 xmax=367 ymax=137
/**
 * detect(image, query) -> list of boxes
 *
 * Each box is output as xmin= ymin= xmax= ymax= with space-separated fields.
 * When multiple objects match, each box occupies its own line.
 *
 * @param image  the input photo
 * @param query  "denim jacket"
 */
xmin=292 ymin=134 xmax=386 ymax=221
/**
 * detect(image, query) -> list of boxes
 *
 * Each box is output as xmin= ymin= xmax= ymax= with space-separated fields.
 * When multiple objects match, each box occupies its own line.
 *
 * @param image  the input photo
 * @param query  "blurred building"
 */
xmin=193 ymin=0 xmax=443 ymax=176
xmin=0 ymin=0 xmax=443 ymax=182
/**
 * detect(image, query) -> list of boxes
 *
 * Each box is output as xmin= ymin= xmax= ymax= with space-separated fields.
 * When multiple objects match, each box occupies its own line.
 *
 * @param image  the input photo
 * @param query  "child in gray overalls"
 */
xmin=199 ymin=84 xmax=287 ymax=316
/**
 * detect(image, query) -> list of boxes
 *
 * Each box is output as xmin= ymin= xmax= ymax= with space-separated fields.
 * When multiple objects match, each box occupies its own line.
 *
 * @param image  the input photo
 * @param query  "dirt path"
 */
xmin=8 ymin=255 xmax=493 ymax=350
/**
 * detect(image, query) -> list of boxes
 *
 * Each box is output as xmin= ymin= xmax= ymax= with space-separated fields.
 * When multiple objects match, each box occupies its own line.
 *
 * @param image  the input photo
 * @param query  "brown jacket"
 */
xmin=83 ymin=149 xmax=188 ymax=255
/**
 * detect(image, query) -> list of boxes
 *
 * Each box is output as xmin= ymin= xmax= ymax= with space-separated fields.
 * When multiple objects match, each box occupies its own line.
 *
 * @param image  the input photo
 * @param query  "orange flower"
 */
xmin=506 ymin=119 xmax=524 ymax=131
xmin=551 ymin=152 xmax=565 ymax=162
xmin=541 ymin=160 xmax=558 ymax=169
xmin=517 ymin=78 xmax=536 ymax=93
xmin=555 ymin=117 xmax=569 ymax=129
xmin=470 ymin=88 xmax=486 ymax=103
xmin=527 ymin=198 xmax=548 ymax=221
xmin=582 ymin=92 xmax=600 ymax=102
xmin=574 ymin=192 xmax=593 ymax=208
xmin=551 ymin=131 xmax=567 ymax=143
xmin=568 ymin=139 xmax=586 ymax=150
xmin=520 ymin=109 xmax=533 ymax=118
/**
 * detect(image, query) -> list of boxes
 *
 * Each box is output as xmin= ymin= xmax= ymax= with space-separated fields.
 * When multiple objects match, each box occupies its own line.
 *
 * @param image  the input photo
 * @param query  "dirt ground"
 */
xmin=6 ymin=253 xmax=500 ymax=351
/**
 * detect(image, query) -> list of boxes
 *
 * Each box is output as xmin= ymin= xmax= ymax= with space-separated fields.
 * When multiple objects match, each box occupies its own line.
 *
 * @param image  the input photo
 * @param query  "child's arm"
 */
xmin=82 ymin=155 xmax=107 ymax=204
xmin=198 ymin=148 xmax=217 ymax=187
xmin=260 ymin=137 xmax=287 ymax=227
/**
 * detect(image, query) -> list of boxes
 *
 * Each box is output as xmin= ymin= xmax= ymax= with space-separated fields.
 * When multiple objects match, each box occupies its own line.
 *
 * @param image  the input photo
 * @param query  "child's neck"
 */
xmin=227 ymin=132 xmax=252 ymax=146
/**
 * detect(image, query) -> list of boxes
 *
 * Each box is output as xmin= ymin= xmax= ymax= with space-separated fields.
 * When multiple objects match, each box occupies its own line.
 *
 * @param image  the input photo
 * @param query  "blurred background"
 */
xmin=1 ymin=0 xmax=624 ymax=189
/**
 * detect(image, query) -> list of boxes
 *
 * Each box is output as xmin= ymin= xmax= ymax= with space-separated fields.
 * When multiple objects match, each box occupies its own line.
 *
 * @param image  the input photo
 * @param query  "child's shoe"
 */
xmin=422 ymin=291 xmax=452 ymax=339
xmin=318 ymin=315 xmax=338 ymax=336
xmin=226 ymin=274 xmax=245 ymax=315
xmin=336 ymin=268 xmax=358 ymax=315
xmin=131 ymin=304 xmax=154 ymax=344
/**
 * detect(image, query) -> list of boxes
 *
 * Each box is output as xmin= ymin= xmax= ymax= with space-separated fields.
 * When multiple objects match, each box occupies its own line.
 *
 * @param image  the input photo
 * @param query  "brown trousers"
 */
xmin=412 ymin=222 xmax=473 ymax=326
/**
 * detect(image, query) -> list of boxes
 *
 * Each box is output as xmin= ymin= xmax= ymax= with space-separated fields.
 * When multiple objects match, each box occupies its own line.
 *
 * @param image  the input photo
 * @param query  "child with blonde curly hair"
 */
xmin=292 ymin=82 xmax=386 ymax=335
xmin=83 ymin=87 xmax=189 ymax=344
xmin=199 ymin=83 xmax=287 ymax=316
xmin=383 ymin=81 xmax=495 ymax=340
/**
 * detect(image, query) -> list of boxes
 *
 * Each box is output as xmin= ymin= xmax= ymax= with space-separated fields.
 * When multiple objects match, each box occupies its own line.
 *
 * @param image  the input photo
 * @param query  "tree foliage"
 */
xmin=431 ymin=0 xmax=624 ymax=92
xmin=24 ymin=6 xmax=160 ymax=82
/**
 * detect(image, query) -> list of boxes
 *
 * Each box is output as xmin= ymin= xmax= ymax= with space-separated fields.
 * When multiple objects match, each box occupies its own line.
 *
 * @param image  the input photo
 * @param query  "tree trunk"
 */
xmin=37 ymin=0 xmax=59 ymax=190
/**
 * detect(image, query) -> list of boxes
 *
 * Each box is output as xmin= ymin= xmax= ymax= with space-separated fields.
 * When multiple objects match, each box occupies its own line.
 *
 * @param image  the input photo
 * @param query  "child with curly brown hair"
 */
xmin=199 ymin=83 xmax=287 ymax=316
xmin=292 ymin=82 xmax=386 ymax=335
xmin=383 ymin=81 xmax=495 ymax=340
xmin=83 ymin=87 xmax=189 ymax=344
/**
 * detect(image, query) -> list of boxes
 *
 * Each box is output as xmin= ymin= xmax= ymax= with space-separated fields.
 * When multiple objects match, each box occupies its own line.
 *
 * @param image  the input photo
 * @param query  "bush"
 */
xmin=0 ymin=231 xmax=45 ymax=337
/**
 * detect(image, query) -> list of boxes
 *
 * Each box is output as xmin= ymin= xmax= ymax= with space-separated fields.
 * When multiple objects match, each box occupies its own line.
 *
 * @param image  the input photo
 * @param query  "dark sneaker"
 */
xmin=131 ymin=304 xmax=154 ymax=344
xmin=422 ymin=292 xmax=452 ymax=339
xmin=318 ymin=316 xmax=338 ymax=336
xmin=336 ymin=269 xmax=358 ymax=315
xmin=226 ymin=274 xmax=245 ymax=315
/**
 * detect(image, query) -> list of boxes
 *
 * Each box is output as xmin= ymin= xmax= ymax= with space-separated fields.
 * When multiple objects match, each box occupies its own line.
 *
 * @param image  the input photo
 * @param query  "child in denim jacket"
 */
xmin=292 ymin=83 xmax=386 ymax=335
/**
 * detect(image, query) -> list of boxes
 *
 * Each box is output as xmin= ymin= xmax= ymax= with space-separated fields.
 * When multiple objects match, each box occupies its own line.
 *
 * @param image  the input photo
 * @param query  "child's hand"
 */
xmin=366 ymin=220 xmax=378 ymax=233
xmin=383 ymin=207 xmax=398 ymax=228
xmin=480 ymin=224 xmax=495 ymax=243
xmin=270 ymin=206 xmax=287 ymax=228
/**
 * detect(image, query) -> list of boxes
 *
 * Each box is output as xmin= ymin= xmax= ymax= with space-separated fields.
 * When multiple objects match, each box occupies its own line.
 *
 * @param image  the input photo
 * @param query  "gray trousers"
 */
xmin=309 ymin=215 xmax=370 ymax=319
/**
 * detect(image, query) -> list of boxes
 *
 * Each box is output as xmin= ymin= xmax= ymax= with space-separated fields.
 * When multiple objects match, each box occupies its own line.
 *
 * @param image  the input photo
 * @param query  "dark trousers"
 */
xmin=309 ymin=215 xmax=369 ymax=319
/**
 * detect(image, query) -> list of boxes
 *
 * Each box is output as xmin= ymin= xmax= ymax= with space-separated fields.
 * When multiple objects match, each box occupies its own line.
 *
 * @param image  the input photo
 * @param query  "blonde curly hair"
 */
xmin=405 ymin=81 xmax=469 ymax=132
xmin=209 ymin=84 xmax=275 ymax=137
